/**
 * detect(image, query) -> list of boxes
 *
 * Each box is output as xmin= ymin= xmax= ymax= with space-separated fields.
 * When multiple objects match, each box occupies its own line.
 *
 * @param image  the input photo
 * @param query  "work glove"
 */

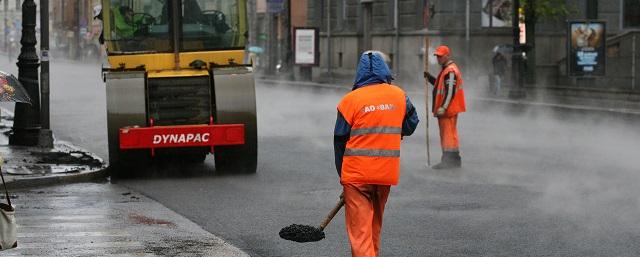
xmin=424 ymin=72 xmax=436 ymax=86
xmin=436 ymin=107 xmax=446 ymax=117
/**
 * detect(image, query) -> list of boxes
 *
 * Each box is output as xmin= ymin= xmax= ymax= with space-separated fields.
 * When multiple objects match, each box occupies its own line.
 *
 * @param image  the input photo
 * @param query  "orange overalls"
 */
xmin=337 ymin=83 xmax=407 ymax=257
xmin=432 ymin=61 xmax=465 ymax=152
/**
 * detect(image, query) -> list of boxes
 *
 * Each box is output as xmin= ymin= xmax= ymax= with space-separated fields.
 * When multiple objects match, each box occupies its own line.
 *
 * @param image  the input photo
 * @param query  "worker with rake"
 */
xmin=424 ymin=45 xmax=466 ymax=169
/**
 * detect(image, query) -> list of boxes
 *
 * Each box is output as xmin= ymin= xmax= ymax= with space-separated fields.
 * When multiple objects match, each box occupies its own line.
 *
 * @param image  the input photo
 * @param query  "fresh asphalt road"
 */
xmin=3 ymin=58 xmax=640 ymax=256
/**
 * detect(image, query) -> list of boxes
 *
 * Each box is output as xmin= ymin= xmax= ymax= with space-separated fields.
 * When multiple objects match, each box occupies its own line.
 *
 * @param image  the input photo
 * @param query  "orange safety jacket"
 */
xmin=337 ymin=83 xmax=407 ymax=185
xmin=432 ymin=61 xmax=466 ymax=117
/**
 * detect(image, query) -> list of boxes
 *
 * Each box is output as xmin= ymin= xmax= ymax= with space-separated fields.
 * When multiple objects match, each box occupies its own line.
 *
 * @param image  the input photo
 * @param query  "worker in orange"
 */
xmin=425 ymin=45 xmax=466 ymax=169
xmin=334 ymin=50 xmax=419 ymax=257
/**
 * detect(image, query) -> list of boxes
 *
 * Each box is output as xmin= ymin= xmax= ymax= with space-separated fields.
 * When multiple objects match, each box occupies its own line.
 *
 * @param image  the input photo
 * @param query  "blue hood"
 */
xmin=353 ymin=52 xmax=393 ymax=89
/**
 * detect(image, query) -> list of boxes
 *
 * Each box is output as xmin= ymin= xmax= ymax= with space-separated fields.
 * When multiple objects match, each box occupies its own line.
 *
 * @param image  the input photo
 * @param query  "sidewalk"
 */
xmin=0 ymin=108 xmax=251 ymax=256
xmin=0 ymin=108 xmax=108 ymax=190
xmin=5 ymin=183 xmax=250 ymax=257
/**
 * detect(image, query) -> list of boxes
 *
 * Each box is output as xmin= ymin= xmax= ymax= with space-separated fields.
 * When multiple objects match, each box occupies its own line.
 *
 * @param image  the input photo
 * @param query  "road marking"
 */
xmin=17 ymin=222 xmax=124 ymax=229
xmin=18 ymin=231 xmax=130 ymax=237
xmin=18 ymin=215 xmax=114 ymax=221
xmin=0 ymin=251 xmax=156 ymax=257
xmin=16 ymin=241 xmax=144 ymax=249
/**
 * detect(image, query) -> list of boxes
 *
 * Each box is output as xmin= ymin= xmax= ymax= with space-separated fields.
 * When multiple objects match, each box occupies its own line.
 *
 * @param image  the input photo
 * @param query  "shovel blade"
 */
xmin=279 ymin=224 xmax=325 ymax=243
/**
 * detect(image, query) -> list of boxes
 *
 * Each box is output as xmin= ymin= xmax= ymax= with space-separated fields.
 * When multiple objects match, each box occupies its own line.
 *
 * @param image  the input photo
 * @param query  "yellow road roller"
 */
xmin=101 ymin=0 xmax=257 ymax=175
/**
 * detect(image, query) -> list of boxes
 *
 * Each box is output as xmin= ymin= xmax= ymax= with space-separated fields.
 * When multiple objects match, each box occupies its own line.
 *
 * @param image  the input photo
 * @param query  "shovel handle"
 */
xmin=319 ymin=194 xmax=345 ymax=231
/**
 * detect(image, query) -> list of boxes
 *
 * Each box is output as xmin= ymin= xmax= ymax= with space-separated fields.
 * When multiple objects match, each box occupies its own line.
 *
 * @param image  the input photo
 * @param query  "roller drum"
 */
xmin=212 ymin=66 xmax=258 ymax=173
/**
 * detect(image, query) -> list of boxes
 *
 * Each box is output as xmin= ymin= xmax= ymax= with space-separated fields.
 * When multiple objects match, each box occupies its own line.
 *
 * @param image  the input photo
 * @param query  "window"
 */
xmin=624 ymin=0 xmax=640 ymax=28
xmin=104 ymin=0 xmax=247 ymax=54
xmin=481 ymin=0 xmax=513 ymax=27
xmin=181 ymin=0 xmax=247 ymax=51
xmin=104 ymin=0 xmax=172 ymax=53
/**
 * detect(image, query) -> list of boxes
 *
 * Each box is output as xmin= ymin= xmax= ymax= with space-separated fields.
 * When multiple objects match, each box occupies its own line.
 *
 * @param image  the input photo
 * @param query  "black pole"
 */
xmin=512 ymin=0 xmax=520 ymax=80
xmin=76 ymin=0 xmax=82 ymax=59
xmin=171 ymin=0 xmax=181 ymax=69
xmin=586 ymin=0 xmax=598 ymax=19
xmin=362 ymin=1 xmax=372 ymax=52
xmin=10 ymin=0 xmax=41 ymax=146
xmin=285 ymin=0 xmax=292 ymax=79
xmin=268 ymin=12 xmax=277 ymax=75
xmin=524 ymin=0 xmax=536 ymax=84
xmin=508 ymin=0 xmax=526 ymax=99
xmin=3 ymin=0 xmax=7 ymax=53
xmin=326 ymin=0 xmax=332 ymax=82
xmin=39 ymin=0 xmax=52 ymax=147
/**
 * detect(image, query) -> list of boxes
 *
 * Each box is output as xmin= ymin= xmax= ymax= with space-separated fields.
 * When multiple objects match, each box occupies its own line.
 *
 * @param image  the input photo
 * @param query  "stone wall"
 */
xmin=302 ymin=0 xmax=639 ymax=93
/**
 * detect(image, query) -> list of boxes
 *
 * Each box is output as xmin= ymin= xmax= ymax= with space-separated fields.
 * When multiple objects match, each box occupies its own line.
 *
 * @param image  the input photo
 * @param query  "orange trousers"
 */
xmin=343 ymin=183 xmax=391 ymax=257
xmin=437 ymin=115 xmax=459 ymax=152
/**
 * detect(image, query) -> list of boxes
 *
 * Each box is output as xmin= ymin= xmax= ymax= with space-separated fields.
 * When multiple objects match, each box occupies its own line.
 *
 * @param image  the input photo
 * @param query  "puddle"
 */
xmin=429 ymin=202 xmax=484 ymax=211
xmin=128 ymin=213 xmax=176 ymax=228
xmin=32 ymin=151 xmax=102 ymax=167
xmin=4 ymin=165 xmax=82 ymax=175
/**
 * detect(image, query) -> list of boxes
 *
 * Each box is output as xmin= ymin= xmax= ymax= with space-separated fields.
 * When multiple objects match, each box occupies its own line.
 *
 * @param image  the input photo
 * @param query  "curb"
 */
xmin=258 ymin=78 xmax=640 ymax=116
xmin=5 ymin=166 xmax=108 ymax=190
xmin=471 ymin=96 xmax=640 ymax=116
xmin=1 ymin=108 xmax=109 ymax=190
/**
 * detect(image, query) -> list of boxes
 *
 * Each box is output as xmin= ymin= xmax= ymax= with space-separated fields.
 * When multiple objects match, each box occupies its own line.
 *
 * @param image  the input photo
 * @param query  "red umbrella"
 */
xmin=0 ymin=71 xmax=32 ymax=104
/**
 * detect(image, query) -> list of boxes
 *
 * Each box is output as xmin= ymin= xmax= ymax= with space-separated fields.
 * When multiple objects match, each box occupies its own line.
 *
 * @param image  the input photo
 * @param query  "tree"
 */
xmin=522 ymin=0 xmax=573 ymax=84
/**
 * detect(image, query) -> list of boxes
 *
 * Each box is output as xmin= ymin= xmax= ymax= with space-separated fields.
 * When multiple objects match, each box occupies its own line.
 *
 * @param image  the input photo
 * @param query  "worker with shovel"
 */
xmin=334 ymin=50 xmax=419 ymax=257
xmin=425 ymin=45 xmax=466 ymax=169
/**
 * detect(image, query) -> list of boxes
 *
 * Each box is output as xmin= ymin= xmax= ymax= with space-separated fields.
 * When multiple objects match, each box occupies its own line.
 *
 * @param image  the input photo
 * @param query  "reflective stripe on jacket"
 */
xmin=337 ymin=83 xmax=407 ymax=185
xmin=432 ymin=61 xmax=466 ymax=117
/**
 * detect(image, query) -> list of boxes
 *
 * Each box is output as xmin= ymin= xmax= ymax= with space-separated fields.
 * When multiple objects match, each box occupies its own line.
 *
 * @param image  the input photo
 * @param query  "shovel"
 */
xmin=279 ymin=194 xmax=345 ymax=243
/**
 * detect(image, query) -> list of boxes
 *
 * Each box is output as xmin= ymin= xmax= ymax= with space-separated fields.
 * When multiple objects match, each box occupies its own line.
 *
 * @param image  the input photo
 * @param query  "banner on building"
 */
xmin=294 ymin=27 xmax=319 ymax=66
xmin=267 ymin=0 xmax=284 ymax=14
xmin=567 ymin=20 xmax=606 ymax=77
xmin=256 ymin=0 xmax=267 ymax=13
xmin=481 ymin=0 xmax=513 ymax=27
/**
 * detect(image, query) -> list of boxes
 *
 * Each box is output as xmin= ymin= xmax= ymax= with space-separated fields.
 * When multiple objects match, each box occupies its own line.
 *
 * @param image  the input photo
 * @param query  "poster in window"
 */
xmin=267 ymin=0 xmax=284 ymax=14
xmin=482 ymin=0 xmax=513 ymax=27
xmin=568 ymin=21 xmax=606 ymax=77
xmin=294 ymin=28 xmax=319 ymax=66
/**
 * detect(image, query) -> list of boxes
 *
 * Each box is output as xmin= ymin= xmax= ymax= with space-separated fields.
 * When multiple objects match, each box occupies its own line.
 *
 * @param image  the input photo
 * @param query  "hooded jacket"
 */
xmin=334 ymin=52 xmax=419 ymax=184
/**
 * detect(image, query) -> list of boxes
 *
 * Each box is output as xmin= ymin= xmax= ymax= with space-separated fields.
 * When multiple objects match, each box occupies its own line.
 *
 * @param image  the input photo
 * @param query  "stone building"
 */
xmin=50 ymin=0 xmax=102 ymax=60
xmin=287 ymin=0 xmax=640 ymax=95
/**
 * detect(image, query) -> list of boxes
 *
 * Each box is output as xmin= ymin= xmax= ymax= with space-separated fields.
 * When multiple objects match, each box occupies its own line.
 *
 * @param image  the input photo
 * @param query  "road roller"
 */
xmin=100 ymin=0 xmax=257 ymax=175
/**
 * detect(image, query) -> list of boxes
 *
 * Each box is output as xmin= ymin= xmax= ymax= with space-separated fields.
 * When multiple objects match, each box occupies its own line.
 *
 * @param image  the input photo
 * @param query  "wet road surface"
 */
xmin=121 ymin=81 xmax=640 ymax=257
xmin=3 ymin=58 xmax=640 ymax=256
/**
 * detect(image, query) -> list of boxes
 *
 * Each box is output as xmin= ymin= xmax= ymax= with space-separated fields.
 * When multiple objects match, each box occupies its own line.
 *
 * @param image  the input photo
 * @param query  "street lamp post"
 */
xmin=3 ymin=0 xmax=7 ymax=53
xmin=10 ymin=0 xmax=41 ymax=146
xmin=326 ymin=0 xmax=332 ymax=82
xmin=360 ymin=0 xmax=372 ymax=53
xmin=39 ymin=0 xmax=53 ymax=148
xmin=508 ymin=0 xmax=526 ymax=99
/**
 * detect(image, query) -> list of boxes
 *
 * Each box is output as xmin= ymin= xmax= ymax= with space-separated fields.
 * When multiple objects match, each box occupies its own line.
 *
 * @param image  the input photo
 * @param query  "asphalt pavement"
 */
xmin=2 ymin=51 xmax=640 ymax=256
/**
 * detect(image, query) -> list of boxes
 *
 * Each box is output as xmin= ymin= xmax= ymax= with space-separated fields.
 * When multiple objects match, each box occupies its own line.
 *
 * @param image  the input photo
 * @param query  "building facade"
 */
xmin=293 ymin=0 xmax=640 ymax=93
xmin=51 ymin=0 xmax=102 ymax=60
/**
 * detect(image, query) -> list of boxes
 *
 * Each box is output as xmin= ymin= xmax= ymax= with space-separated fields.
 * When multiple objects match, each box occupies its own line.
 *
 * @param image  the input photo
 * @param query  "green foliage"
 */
xmin=523 ymin=0 xmax=574 ymax=21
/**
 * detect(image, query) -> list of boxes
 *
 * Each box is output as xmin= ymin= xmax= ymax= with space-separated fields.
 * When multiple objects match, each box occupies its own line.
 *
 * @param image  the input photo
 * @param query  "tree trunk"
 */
xmin=525 ymin=0 xmax=536 ymax=85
